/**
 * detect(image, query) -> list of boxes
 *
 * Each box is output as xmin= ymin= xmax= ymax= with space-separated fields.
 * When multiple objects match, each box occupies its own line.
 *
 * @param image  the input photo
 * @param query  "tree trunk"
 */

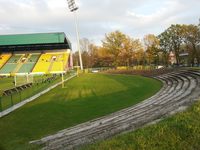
xmin=193 ymin=43 xmax=200 ymax=65
xmin=174 ymin=48 xmax=180 ymax=65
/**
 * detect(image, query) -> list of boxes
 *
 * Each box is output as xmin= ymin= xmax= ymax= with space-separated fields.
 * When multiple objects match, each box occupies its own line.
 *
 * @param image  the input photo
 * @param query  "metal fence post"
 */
xmin=11 ymin=94 xmax=13 ymax=106
xmin=0 ymin=97 xmax=2 ymax=112
xmin=20 ymin=91 xmax=22 ymax=102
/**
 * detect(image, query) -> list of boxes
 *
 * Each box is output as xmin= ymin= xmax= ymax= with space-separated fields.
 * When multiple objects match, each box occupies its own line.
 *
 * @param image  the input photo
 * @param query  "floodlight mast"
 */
xmin=67 ymin=0 xmax=83 ymax=70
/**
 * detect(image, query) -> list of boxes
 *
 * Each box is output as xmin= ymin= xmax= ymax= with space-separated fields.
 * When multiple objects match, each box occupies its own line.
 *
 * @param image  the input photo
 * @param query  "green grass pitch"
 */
xmin=0 ymin=73 xmax=162 ymax=150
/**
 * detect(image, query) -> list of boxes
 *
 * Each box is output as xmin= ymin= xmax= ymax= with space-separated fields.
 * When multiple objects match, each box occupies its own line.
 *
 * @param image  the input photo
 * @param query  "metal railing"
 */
xmin=0 ymin=73 xmax=76 ymax=112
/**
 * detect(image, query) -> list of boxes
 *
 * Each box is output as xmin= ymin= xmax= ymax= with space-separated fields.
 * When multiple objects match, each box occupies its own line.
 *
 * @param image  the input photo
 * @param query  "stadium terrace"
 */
xmin=0 ymin=32 xmax=73 ymax=76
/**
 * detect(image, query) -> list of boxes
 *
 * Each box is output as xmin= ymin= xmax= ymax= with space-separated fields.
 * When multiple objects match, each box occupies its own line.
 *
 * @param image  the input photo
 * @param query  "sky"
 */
xmin=0 ymin=0 xmax=199 ymax=50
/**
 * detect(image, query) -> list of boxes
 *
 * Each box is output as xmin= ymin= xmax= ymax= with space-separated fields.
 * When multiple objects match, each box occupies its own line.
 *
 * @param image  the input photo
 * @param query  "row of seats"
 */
xmin=0 ymin=52 xmax=70 ymax=74
xmin=18 ymin=54 xmax=40 ymax=73
xmin=0 ymin=54 xmax=23 ymax=74
xmin=32 ymin=54 xmax=52 ymax=73
xmin=0 ymin=54 xmax=11 ymax=69
xmin=7 ymin=54 xmax=23 ymax=63
xmin=32 ymin=53 xmax=69 ymax=73
xmin=51 ymin=53 xmax=69 ymax=73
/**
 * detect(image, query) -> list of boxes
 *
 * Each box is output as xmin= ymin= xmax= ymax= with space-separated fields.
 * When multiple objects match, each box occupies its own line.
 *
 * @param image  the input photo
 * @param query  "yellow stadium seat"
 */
xmin=32 ymin=52 xmax=70 ymax=74
xmin=0 ymin=54 xmax=12 ymax=69
xmin=50 ymin=53 xmax=70 ymax=73
xmin=32 ymin=54 xmax=52 ymax=73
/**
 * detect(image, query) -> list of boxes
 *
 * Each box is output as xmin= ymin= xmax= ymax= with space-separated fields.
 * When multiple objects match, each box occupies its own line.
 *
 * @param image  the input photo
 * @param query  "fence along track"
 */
xmin=30 ymin=70 xmax=200 ymax=150
xmin=0 ymin=74 xmax=77 ymax=118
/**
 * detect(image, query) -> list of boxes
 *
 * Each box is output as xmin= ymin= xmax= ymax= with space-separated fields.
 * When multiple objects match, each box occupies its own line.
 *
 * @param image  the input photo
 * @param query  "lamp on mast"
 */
xmin=67 ymin=0 xmax=83 ymax=70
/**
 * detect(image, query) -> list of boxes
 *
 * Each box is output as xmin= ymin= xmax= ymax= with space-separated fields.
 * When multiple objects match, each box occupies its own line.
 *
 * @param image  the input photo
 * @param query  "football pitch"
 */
xmin=0 ymin=73 xmax=162 ymax=150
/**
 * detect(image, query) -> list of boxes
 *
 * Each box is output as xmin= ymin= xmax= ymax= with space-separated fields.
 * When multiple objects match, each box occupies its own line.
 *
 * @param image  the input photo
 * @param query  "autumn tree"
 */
xmin=119 ymin=36 xmax=143 ymax=66
xmin=81 ymin=51 xmax=90 ymax=68
xmin=182 ymin=24 xmax=200 ymax=66
xmin=88 ymin=43 xmax=100 ymax=67
xmin=74 ymin=22 xmax=200 ymax=69
xmin=73 ymin=51 xmax=79 ymax=67
xmin=159 ymin=25 xmax=184 ymax=65
xmin=97 ymin=47 xmax=113 ymax=67
xmin=102 ymin=31 xmax=127 ymax=66
xmin=130 ymin=39 xmax=144 ymax=65
xmin=80 ymin=38 xmax=93 ymax=68
xmin=143 ymin=34 xmax=160 ymax=65
xmin=158 ymin=31 xmax=171 ymax=66
xmin=102 ymin=30 xmax=144 ymax=67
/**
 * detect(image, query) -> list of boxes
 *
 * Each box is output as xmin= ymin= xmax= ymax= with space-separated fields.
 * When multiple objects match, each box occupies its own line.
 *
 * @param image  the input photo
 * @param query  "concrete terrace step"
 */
xmin=32 ymin=74 xmax=185 ymax=146
xmin=35 ymin=74 xmax=192 ymax=149
xmin=30 ymin=70 xmax=200 ymax=150
xmin=44 ymin=76 xmax=193 ymax=149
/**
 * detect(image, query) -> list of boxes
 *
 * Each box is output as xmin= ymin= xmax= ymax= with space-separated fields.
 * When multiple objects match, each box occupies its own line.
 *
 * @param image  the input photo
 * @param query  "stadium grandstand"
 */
xmin=0 ymin=32 xmax=73 ymax=76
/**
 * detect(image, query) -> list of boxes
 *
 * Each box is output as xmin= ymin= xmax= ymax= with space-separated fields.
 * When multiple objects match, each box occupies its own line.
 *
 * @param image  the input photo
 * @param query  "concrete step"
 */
xmin=30 ymin=70 xmax=200 ymax=150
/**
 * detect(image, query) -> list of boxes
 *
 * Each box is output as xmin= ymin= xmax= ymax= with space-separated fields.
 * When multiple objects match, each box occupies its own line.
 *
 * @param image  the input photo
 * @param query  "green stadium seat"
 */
xmin=7 ymin=55 xmax=22 ymax=63
xmin=0 ymin=64 xmax=18 ymax=74
xmin=18 ymin=54 xmax=40 ymax=73
xmin=0 ymin=54 xmax=23 ymax=74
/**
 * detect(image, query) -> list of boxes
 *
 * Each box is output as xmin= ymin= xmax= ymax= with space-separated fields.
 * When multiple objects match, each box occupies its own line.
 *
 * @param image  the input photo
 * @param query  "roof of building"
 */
xmin=0 ymin=32 xmax=71 ymax=52
xmin=0 ymin=32 xmax=67 ymax=46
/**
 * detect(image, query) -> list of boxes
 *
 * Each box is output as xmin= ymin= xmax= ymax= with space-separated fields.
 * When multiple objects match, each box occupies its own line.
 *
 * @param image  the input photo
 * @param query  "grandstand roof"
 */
xmin=0 ymin=32 xmax=71 ymax=52
xmin=0 ymin=32 xmax=67 ymax=46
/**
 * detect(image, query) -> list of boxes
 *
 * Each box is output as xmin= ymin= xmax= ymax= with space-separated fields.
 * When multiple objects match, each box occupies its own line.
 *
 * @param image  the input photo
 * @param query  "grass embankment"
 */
xmin=0 ymin=74 xmax=161 ymax=150
xmin=84 ymin=101 xmax=200 ymax=150
xmin=187 ymin=67 xmax=200 ymax=70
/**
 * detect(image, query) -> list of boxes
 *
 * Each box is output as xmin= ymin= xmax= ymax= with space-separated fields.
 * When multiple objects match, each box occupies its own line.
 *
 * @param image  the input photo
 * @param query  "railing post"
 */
xmin=62 ymin=73 xmax=64 ymax=88
xmin=0 ymin=96 xmax=2 ymax=112
xmin=20 ymin=91 xmax=22 ymax=102
xmin=0 ymin=90 xmax=3 ymax=112
xmin=11 ymin=94 xmax=13 ymax=106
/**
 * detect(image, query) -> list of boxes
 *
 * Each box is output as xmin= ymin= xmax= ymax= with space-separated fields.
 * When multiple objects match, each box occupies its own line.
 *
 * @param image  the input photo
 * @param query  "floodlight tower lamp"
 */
xmin=67 ymin=0 xmax=83 ymax=70
xmin=67 ymin=0 xmax=78 ymax=12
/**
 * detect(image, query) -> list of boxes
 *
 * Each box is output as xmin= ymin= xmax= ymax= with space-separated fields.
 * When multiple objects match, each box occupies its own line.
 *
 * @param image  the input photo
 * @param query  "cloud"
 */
xmin=0 ymin=0 xmax=199 ymax=48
